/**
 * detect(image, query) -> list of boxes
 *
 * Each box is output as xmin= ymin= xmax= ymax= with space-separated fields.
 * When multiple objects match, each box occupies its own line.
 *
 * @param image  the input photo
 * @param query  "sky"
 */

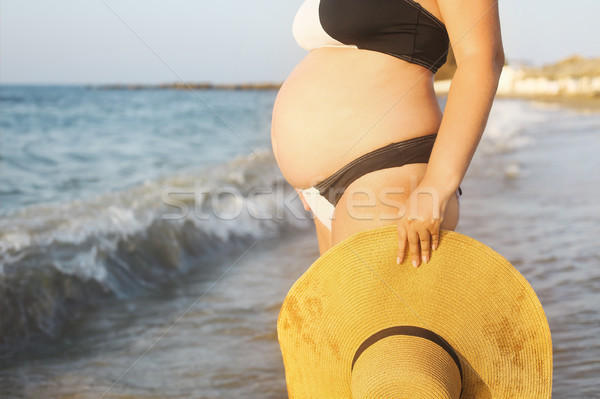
xmin=1 ymin=0 xmax=599 ymax=85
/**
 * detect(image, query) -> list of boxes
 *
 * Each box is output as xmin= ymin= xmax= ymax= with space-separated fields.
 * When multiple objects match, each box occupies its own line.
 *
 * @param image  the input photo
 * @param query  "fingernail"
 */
xmin=396 ymin=257 xmax=400 ymax=265
xmin=412 ymin=260 xmax=418 ymax=268
xmin=422 ymin=255 xmax=428 ymax=264
xmin=432 ymin=244 xmax=437 ymax=251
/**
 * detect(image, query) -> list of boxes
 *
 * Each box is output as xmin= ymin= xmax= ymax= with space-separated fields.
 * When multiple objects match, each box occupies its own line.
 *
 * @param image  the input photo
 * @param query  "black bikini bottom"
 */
xmin=313 ymin=133 xmax=462 ymax=207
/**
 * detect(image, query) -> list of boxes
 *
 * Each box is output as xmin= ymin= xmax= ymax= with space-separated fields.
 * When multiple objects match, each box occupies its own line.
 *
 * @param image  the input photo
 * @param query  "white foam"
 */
xmin=479 ymin=99 xmax=549 ymax=155
xmin=0 ymin=150 xmax=311 ymax=272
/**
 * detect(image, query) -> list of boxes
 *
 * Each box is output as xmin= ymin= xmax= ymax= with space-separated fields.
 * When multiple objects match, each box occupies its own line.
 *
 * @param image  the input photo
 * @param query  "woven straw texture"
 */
xmin=350 ymin=335 xmax=462 ymax=398
xmin=277 ymin=224 xmax=552 ymax=398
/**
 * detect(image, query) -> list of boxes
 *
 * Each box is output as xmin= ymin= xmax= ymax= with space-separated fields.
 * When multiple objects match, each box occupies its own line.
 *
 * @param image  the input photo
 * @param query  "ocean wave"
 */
xmin=0 ymin=150 xmax=311 ymax=352
xmin=478 ymin=99 xmax=547 ymax=155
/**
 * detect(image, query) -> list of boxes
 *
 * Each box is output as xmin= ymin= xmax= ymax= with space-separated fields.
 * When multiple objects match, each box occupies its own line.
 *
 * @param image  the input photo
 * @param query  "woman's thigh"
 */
xmin=329 ymin=164 xmax=460 ymax=249
xmin=313 ymin=216 xmax=333 ymax=255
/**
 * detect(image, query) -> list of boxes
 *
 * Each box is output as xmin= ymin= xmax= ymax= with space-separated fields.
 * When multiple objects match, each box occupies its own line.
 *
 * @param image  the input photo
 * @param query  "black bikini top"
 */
xmin=292 ymin=0 xmax=449 ymax=73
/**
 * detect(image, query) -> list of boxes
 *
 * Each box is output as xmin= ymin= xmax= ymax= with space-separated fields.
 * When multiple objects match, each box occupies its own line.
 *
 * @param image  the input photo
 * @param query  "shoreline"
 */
xmin=92 ymin=81 xmax=600 ymax=112
xmin=434 ymin=60 xmax=600 ymax=113
xmin=88 ymin=82 xmax=282 ymax=91
xmin=89 ymin=55 xmax=600 ymax=112
xmin=496 ymin=93 xmax=600 ymax=112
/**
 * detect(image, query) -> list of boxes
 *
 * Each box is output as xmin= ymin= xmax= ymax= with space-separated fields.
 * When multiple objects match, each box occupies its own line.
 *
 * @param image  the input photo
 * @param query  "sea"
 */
xmin=0 ymin=85 xmax=599 ymax=398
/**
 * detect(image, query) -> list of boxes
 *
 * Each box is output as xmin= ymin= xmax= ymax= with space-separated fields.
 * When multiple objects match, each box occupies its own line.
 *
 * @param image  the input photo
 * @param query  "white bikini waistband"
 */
xmin=300 ymin=187 xmax=334 ymax=231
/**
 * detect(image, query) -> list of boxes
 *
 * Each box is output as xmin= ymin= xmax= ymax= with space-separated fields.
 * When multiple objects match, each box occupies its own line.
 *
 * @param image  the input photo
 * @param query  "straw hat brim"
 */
xmin=277 ymin=224 xmax=552 ymax=398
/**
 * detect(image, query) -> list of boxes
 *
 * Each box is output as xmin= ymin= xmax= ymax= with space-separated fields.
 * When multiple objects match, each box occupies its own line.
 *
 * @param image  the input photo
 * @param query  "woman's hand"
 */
xmin=396 ymin=183 xmax=451 ymax=267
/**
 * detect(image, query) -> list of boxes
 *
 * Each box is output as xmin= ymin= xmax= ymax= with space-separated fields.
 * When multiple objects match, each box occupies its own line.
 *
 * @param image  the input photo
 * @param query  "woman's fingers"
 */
xmin=397 ymin=223 xmax=439 ymax=267
xmin=407 ymin=228 xmax=421 ymax=268
xmin=420 ymin=230 xmax=431 ymax=265
xmin=396 ymin=185 xmax=448 ymax=267
xmin=396 ymin=225 xmax=407 ymax=264
xmin=431 ymin=229 xmax=440 ymax=252
xmin=396 ymin=224 xmax=422 ymax=267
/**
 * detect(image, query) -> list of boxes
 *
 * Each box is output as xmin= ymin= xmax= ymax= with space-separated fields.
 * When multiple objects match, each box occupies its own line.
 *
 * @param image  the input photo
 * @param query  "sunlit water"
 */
xmin=1 ymin=86 xmax=599 ymax=398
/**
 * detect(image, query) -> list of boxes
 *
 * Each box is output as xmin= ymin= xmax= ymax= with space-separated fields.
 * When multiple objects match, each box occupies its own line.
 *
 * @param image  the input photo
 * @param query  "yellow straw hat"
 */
xmin=277 ymin=224 xmax=552 ymax=398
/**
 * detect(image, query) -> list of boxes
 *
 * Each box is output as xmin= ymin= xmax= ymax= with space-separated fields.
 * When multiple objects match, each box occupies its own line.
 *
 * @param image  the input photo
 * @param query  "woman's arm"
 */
xmin=396 ymin=0 xmax=505 ymax=267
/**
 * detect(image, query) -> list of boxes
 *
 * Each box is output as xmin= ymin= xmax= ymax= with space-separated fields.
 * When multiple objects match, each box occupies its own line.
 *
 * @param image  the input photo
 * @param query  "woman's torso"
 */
xmin=271 ymin=0 xmax=447 ymax=189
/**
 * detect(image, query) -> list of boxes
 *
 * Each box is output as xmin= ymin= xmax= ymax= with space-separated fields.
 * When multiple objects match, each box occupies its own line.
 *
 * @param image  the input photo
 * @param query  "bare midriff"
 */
xmin=271 ymin=46 xmax=443 ymax=190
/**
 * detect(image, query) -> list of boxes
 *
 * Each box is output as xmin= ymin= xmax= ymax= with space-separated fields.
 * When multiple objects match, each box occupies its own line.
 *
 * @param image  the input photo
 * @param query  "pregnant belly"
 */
xmin=271 ymin=47 xmax=444 ymax=189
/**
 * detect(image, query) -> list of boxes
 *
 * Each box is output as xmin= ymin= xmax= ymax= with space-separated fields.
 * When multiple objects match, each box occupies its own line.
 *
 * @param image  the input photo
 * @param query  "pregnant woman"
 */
xmin=271 ymin=0 xmax=504 ymax=266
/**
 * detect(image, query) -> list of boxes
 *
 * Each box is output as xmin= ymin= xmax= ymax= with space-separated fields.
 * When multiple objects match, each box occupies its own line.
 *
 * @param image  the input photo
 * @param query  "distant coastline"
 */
xmin=90 ymin=55 xmax=600 ymax=111
xmin=88 ymin=82 xmax=282 ymax=91
xmin=434 ymin=55 xmax=600 ymax=110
